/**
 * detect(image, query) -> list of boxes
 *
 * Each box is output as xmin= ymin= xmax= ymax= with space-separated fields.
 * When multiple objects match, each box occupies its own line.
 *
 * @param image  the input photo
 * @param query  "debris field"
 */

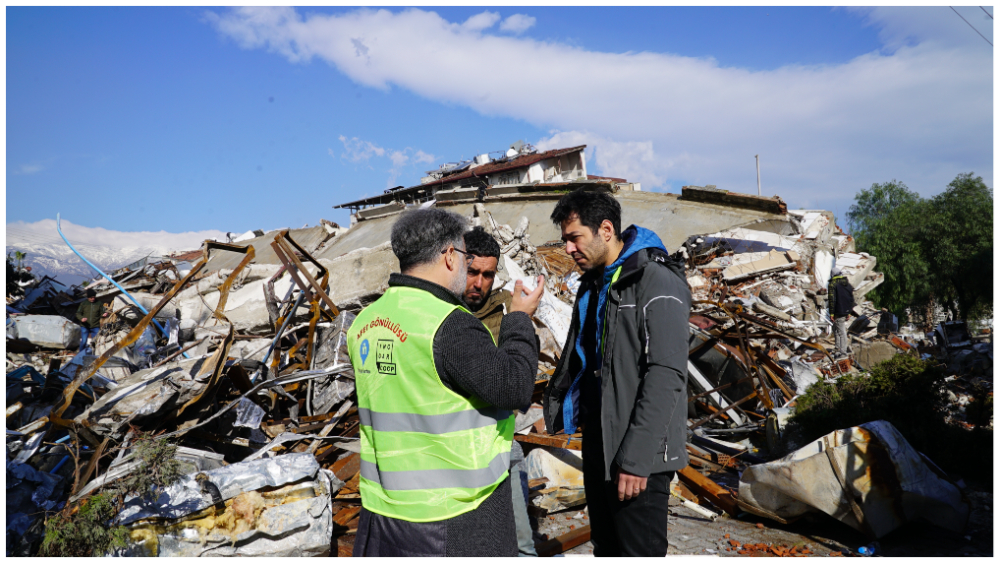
xmin=6 ymin=149 xmax=991 ymax=557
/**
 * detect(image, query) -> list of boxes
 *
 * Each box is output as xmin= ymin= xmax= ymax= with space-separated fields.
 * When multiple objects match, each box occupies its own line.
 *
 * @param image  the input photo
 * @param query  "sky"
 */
xmin=6 ymin=6 xmax=994 ymax=248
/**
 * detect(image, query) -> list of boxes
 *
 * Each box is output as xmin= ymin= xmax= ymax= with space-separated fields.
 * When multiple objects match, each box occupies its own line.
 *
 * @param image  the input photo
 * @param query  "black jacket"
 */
xmin=354 ymin=273 xmax=537 ymax=557
xmin=828 ymin=275 xmax=855 ymax=317
xmin=544 ymin=247 xmax=691 ymax=479
xmin=75 ymin=300 xmax=104 ymax=329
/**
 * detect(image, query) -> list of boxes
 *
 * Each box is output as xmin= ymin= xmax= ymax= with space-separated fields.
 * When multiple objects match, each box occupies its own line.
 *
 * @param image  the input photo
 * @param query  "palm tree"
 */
xmin=14 ymin=250 xmax=25 ymax=271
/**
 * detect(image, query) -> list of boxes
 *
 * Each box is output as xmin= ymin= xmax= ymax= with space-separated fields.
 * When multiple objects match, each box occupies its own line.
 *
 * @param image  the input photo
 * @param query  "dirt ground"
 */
xmin=530 ymin=483 xmax=992 ymax=557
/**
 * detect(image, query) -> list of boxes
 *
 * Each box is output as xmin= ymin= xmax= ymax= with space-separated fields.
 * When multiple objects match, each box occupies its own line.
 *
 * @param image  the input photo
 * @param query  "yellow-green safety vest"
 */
xmin=347 ymin=285 xmax=514 ymax=522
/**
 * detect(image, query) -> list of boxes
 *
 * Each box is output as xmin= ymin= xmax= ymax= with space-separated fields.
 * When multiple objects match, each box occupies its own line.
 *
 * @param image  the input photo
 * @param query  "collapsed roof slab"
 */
xmin=202 ymin=225 xmax=332 ymax=273
xmin=318 ymin=190 xmax=787 ymax=259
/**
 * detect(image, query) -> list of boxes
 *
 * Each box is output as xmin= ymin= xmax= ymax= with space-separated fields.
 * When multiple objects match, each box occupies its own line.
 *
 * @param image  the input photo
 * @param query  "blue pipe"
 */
xmin=56 ymin=214 xmax=189 ymax=359
xmin=52 ymin=455 xmax=70 ymax=473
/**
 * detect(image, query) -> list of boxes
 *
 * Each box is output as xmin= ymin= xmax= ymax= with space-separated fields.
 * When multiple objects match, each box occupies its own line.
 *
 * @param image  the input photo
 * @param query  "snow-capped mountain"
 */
xmin=6 ymin=220 xmax=228 ymax=287
xmin=6 ymin=239 xmax=187 ymax=287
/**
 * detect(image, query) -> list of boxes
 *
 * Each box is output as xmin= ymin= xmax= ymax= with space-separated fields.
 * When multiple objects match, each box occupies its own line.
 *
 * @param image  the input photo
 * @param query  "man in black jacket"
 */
xmin=75 ymin=288 xmax=107 ymax=352
xmin=826 ymin=266 xmax=856 ymax=358
xmin=351 ymin=208 xmax=544 ymax=557
xmin=544 ymin=189 xmax=691 ymax=557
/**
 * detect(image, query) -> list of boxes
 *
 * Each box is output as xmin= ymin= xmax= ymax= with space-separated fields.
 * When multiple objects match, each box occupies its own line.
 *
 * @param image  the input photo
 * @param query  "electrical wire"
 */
xmin=950 ymin=6 xmax=993 ymax=46
xmin=982 ymin=6 xmax=993 ymax=19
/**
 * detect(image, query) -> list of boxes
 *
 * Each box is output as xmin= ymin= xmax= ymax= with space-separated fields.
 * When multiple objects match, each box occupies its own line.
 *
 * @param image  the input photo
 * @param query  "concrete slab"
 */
xmin=204 ymin=226 xmax=333 ymax=272
xmin=322 ymin=242 xmax=399 ymax=311
xmin=322 ymin=191 xmax=787 ymax=259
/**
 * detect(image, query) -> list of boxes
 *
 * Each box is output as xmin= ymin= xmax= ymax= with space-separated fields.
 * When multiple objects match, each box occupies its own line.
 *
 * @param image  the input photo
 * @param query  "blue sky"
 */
xmin=6 ymin=6 xmax=993 ymax=242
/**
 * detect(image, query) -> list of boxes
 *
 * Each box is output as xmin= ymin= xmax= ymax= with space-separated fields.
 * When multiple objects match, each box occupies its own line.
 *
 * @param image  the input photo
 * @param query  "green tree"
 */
xmin=14 ymin=250 xmax=26 ymax=270
xmin=846 ymin=180 xmax=931 ymax=317
xmin=846 ymin=174 xmax=993 ymax=323
xmin=921 ymin=173 xmax=993 ymax=320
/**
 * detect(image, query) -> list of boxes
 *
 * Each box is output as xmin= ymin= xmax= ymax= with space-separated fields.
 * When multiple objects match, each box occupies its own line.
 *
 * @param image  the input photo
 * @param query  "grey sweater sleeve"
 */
xmin=433 ymin=309 xmax=537 ymax=411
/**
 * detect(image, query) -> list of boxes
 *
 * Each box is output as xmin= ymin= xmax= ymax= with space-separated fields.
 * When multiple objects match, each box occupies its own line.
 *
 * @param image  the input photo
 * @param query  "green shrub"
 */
xmin=38 ymin=433 xmax=182 ymax=556
xmin=790 ymin=355 xmax=992 ymax=481
xmin=39 ymin=493 xmax=130 ymax=557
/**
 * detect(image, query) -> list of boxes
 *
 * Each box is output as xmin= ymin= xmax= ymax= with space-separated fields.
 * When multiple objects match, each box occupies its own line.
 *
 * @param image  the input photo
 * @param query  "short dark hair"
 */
xmin=464 ymin=226 xmax=501 ymax=261
xmin=86 ymin=288 xmax=97 ymax=298
xmin=550 ymin=189 xmax=622 ymax=240
xmin=391 ymin=208 xmax=468 ymax=271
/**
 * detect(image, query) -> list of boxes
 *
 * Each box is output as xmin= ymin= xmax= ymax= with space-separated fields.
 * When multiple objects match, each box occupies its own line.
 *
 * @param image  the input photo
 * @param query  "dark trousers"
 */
xmin=582 ymin=429 xmax=672 ymax=557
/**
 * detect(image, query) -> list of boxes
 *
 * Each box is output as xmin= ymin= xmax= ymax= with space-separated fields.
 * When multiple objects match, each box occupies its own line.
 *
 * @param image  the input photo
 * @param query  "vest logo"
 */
xmin=359 ymin=339 xmax=370 ymax=365
xmin=376 ymin=339 xmax=396 ymax=375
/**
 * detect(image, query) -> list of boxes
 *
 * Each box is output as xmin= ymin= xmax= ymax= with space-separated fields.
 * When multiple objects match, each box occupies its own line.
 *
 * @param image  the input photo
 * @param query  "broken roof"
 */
xmin=334 ymin=145 xmax=586 ymax=210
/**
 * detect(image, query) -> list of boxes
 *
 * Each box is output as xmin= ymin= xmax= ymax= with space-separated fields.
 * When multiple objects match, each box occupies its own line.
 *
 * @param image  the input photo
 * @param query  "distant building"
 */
xmin=335 ymin=142 xmax=592 ymax=215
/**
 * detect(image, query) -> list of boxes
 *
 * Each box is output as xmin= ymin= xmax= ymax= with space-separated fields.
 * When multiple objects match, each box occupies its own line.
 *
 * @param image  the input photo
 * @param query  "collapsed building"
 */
xmin=6 ymin=142 xmax=988 ymax=557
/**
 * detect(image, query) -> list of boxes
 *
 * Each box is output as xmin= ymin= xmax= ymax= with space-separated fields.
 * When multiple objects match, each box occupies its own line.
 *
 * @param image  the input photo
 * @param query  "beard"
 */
xmin=448 ymin=267 xmax=468 ymax=298
xmin=577 ymin=235 xmax=610 ymax=272
xmin=464 ymin=290 xmax=487 ymax=310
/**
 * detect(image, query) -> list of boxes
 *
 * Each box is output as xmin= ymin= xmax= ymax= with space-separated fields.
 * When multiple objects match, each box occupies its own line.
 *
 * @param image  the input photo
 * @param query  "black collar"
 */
xmin=388 ymin=273 xmax=466 ymax=308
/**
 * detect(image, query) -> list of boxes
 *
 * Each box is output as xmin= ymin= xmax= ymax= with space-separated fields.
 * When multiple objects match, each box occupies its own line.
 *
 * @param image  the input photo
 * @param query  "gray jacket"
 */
xmin=544 ymin=247 xmax=691 ymax=479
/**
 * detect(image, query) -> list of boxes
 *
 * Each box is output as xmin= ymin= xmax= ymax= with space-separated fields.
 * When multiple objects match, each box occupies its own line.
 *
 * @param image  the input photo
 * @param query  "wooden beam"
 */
xmin=514 ymin=432 xmax=582 ymax=451
xmin=333 ymin=505 xmax=362 ymax=527
xmin=677 ymin=466 xmax=738 ymax=516
xmin=535 ymin=525 xmax=591 ymax=557
xmin=331 ymin=452 xmax=361 ymax=482
xmin=688 ymin=391 xmax=758 ymax=430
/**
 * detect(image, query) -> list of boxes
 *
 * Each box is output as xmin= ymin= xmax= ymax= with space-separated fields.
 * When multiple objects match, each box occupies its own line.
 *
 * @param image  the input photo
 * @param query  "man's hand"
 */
xmin=101 ymin=312 xmax=110 ymax=318
xmin=80 ymin=318 xmax=88 ymax=323
xmin=509 ymin=275 xmax=545 ymax=317
xmin=616 ymin=468 xmax=648 ymax=501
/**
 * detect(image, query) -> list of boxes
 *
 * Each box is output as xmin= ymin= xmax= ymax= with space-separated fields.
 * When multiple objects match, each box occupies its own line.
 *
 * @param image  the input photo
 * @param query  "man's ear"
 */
xmin=601 ymin=219 xmax=615 ymax=242
xmin=443 ymin=248 xmax=454 ymax=271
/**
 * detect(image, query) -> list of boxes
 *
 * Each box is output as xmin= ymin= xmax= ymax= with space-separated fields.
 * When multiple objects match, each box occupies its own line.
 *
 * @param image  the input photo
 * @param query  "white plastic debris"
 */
xmin=739 ymin=420 xmax=970 ymax=539
xmin=117 ymin=453 xmax=340 ymax=557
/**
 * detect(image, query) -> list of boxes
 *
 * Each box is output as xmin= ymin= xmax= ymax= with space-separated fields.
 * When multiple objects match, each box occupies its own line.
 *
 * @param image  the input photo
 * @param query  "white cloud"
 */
xmin=389 ymin=150 xmax=409 ymax=168
xmin=500 ymin=14 xmax=536 ymax=34
xmin=413 ymin=150 xmax=435 ymax=164
xmin=848 ymin=6 xmax=993 ymax=51
xmin=537 ymin=130 xmax=682 ymax=190
xmin=335 ymin=134 xmax=436 ymax=187
xmin=209 ymin=7 xmax=992 ymax=209
xmin=338 ymin=134 xmax=385 ymax=162
xmin=463 ymin=11 xmax=500 ymax=32
xmin=14 ymin=164 xmax=44 ymax=175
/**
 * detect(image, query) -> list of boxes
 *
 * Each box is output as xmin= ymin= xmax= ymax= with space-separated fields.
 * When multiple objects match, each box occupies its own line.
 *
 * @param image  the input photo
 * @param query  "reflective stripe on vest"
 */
xmin=347 ymin=285 xmax=513 ymax=523
xmin=357 ymin=406 xmax=513 ymax=435
xmin=360 ymin=450 xmax=511 ymax=491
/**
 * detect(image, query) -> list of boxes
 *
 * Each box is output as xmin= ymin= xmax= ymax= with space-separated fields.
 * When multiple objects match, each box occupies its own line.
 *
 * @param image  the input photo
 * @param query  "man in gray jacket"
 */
xmin=544 ymin=189 xmax=690 ymax=557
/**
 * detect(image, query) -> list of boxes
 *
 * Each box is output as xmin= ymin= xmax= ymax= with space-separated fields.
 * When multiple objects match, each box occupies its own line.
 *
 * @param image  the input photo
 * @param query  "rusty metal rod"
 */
xmin=688 ymin=376 xmax=755 ymax=403
xmin=273 ymin=233 xmax=339 ymax=317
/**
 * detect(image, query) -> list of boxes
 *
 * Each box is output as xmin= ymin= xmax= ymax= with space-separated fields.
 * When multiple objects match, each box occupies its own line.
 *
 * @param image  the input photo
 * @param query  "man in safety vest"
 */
xmin=462 ymin=226 xmax=536 ymax=557
xmin=348 ymin=208 xmax=544 ymax=557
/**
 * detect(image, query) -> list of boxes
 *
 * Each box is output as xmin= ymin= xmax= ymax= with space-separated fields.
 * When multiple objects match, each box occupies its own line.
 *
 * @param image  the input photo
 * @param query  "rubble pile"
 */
xmin=6 ymin=232 xmax=368 ymax=556
xmin=5 ymin=184 xmax=988 ymax=557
